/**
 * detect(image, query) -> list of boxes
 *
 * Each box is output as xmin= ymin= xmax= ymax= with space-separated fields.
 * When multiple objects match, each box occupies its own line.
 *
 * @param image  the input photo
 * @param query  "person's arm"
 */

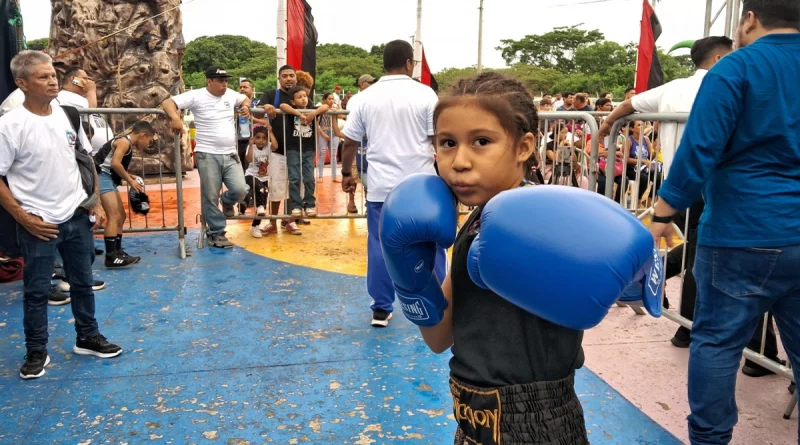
xmin=340 ymin=102 xmax=366 ymax=185
xmin=332 ymin=115 xmax=345 ymax=139
xmin=268 ymin=129 xmax=279 ymax=152
xmin=236 ymin=93 xmax=251 ymax=118
xmin=161 ymin=97 xmax=185 ymax=135
xmin=657 ymin=69 xmax=743 ymax=215
xmin=109 ymin=138 xmax=143 ymax=193
xmin=257 ymin=91 xmax=278 ymax=119
xmin=85 ymin=79 xmax=98 ymax=108
xmin=307 ymin=104 xmax=330 ymax=120
xmin=279 ymin=103 xmax=302 ymax=118
xmin=245 ymin=142 xmax=254 ymax=164
xmin=419 ymin=271 xmax=454 ymax=353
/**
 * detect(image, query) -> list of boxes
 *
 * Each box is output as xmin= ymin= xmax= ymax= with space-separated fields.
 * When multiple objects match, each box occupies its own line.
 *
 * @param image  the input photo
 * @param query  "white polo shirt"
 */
xmin=172 ymin=88 xmax=247 ymax=155
xmin=631 ymin=69 xmax=707 ymax=178
xmin=342 ymin=75 xmax=438 ymax=203
xmin=0 ymin=105 xmax=92 ymax=224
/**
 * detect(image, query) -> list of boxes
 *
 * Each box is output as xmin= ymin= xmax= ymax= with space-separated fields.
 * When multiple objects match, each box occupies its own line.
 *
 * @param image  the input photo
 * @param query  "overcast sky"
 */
xmin=21 ymin=0 xmax=732 ymax=72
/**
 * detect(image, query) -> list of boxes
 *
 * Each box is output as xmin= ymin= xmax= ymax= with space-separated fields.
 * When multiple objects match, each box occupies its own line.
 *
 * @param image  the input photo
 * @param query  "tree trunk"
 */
xmin=48 ymin=0 xmax=191 ymax=175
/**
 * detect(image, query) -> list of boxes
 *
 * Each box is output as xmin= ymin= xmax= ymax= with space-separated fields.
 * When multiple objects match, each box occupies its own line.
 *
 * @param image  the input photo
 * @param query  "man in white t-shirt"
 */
xmin=341 ymin=40 xmax=445 ymax=328
xmin=162 ymin=66 xmax=251 ymax=248
xmin=599 ymin=36 xmax=737 ymax=349
xmin=0 ymin=51 xmax=123 ymax=380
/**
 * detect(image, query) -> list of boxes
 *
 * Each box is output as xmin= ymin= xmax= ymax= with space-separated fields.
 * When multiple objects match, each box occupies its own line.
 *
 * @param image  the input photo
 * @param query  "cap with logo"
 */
xmin=205 ymin=66 xmax=233 ymax=79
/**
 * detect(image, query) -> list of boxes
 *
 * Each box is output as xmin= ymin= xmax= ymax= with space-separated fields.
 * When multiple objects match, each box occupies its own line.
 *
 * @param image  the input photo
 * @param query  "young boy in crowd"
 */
xmin=279 ymin=86 xmax=329 ymax=218
xmin=94 ymin=121 xmax=155 ymax=267
xmin=244 ymin=126 xmax=278 ymax=238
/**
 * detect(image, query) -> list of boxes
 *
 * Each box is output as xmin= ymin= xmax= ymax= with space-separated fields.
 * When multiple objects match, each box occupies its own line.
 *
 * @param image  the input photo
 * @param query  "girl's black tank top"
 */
xmin=448 ymin=205 xmax=586 ymax=387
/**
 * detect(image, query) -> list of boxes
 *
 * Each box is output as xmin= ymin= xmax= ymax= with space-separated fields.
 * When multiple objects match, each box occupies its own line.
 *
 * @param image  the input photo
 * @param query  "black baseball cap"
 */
xmin=205 ymin=66 xmax=232 ymax=79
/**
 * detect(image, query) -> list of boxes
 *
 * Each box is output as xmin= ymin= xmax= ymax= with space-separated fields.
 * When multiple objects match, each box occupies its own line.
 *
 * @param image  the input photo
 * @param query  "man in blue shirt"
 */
xmin=650 ymin=1 xmax=800 ymax=443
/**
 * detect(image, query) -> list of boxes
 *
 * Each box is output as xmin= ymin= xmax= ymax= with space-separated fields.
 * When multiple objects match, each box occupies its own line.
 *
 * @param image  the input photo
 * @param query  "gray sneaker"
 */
xmin=222 ymin=203 xmax=235 ymax=218
xmin=208 ymin=233 xmax=233 ymax=248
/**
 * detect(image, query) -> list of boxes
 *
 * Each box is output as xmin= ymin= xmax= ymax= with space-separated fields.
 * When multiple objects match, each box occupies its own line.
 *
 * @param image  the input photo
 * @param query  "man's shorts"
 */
xmin=269 ymin=152 xmax=289 ymax=202
xmin=99 ymin=170 xmax=117 ymax=195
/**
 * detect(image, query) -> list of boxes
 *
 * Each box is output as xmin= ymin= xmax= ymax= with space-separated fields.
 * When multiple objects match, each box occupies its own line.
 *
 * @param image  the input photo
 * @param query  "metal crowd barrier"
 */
xmin=606 ymin=113 xmax=796 ymax=419
xmin=78 ymin=108 xmax=187 ymax=260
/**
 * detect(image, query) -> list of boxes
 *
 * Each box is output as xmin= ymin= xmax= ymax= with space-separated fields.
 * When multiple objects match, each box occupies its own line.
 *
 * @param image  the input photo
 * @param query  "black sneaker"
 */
xmin=238 ymin=203 xmax=247 ymax=215
xmin=48 ymin=285 xmax=71 ymax=306
xmin=20 ymin=350 xmax=50 ymax=380
xmin=222 ymin=202 xmax=235 ymax=218
xmin=73 ymin=335 xmax=122 ymax=358
xmin=119 ymin=250 xmax=141 ymax=263
xmin=104 ymin=252 xmax=138 ymax=269
xmin=371 ymin=310 xmax=393 ymax=328
xmin=94 ymin=248 xmax=104 ymax=256
xmin=742 ymin=358 xmax=786 ymax=378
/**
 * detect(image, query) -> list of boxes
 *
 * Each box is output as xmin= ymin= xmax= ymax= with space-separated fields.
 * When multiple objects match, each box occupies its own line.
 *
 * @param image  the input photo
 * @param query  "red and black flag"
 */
xmin=287 ymin=0 xmax=318 ymax=83
xmin=420 ymin=45 xmax=438 ymax=93
xmin=635 ymin=0 xmax=664 ymax=94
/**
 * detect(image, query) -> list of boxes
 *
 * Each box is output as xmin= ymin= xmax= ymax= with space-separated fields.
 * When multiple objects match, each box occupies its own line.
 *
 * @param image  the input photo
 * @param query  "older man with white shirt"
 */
xmin=340 ymin=40 xmax=445 ymax=328
xmin=162 ymin=66 xmax=251 ymax=248
xmin=0 ymin=51 xmax=123 ymax=380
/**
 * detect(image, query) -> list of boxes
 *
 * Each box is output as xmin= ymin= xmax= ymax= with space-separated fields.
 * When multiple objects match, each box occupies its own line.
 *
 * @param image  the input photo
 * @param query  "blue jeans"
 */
xmin=196 ymin=152 xmax=249 ymax=236
xmin=688 ymin=245 xmax=800 ymax=444
xmin=287 ymin=149 xmax=316 ymax=211
xmin=366 ymin=201 xmax=447 ymax=313
xmin=18 ymin=211 xmax=100 ymax=352
xmin=317 ymin=134 xmax=339 ymax=179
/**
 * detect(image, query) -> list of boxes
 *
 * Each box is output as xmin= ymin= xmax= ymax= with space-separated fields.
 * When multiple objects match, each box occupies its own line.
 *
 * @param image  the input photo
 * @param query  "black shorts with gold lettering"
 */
xmin=450 ymin=373 xmax=588 ymax=445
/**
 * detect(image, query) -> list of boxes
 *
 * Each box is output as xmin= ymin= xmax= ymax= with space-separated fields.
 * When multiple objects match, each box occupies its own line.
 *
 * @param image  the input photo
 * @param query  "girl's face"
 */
xmin=325 ymin=95 xmax=334 ymax=106
xmin=253 ymin=132 xmax=269 ymax=149
xmin=435 ymin=104 xmax=534 ymax=207
xmin=631 ymin=121 xmax=642 ymax=137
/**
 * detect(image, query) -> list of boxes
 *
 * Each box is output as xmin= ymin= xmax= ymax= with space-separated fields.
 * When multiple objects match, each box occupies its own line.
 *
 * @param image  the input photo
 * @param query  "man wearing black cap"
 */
xmin=162 ymin=66 xmax=251 ymax=248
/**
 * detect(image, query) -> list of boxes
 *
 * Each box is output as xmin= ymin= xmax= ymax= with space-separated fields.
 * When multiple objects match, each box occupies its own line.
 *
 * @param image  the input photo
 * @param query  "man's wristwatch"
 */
xmin=651 ymin=214 xmax=672 ymax=224
xmin=341 ymin=171 xmax=352 ymax=177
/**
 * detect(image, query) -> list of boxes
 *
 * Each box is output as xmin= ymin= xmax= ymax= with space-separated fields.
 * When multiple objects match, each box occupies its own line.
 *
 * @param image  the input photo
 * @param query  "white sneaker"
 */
xmin=291 ymin=208 xmax=302 ymax=217
xmin=305 ymin=207 xmax=317 ymax=217
xmin=256 ymin=205 xmax=266 ymax=216
xmin=249 ymin=226 xmax=263 ymax=238
xmin=284 ymin=222 xmax=302 ymax=235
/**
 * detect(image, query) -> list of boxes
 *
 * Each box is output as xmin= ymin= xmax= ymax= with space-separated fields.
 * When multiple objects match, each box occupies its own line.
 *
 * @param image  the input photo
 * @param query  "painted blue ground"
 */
xmin=0 ymin=231 xmax=682 ymax=445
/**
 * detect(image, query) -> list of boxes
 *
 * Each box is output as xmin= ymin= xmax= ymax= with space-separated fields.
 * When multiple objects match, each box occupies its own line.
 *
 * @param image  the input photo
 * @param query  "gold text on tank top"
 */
xmin=450 ymin=379 xmax=502 ymax=445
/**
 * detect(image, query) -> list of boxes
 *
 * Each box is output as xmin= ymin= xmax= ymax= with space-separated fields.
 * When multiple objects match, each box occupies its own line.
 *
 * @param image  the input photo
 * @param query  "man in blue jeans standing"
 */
xmin=0 ymin=51 xmax=123 ymax=380
xmin=163 ymin=66 xmax=251 ymax=248
xmin=340 ymin=41 xmax=445 ymax=328
xmin=650 ymin=1 xmax=800 ymax=443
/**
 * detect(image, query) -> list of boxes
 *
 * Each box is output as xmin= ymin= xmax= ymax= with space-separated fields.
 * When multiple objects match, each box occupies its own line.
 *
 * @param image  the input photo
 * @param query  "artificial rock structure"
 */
xmin=48 ymin=0 xmax=191 ymax=174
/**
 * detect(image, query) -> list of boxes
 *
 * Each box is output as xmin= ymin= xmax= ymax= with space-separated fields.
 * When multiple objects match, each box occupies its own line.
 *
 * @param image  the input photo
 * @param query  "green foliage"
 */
xmin=180 ymin=28 xmax=694 ymax=100
xmin=26 ymin=38 xmax=49 ymax=51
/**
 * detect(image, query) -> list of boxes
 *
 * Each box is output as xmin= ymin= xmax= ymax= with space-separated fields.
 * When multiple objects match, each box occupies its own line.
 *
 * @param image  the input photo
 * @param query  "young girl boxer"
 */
xmin=378 ymin=72 xmax=656 ymax=445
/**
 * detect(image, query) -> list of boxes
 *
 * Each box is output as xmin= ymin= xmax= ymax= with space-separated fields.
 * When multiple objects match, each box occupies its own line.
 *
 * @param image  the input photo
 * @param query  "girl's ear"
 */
xmin=516 ymin=131 xmax=536 ymax=164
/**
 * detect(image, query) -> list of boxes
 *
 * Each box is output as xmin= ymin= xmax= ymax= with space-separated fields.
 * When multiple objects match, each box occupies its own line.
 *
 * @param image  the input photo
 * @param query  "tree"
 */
xmin=370 ymin=44 xmax=386 ymax=58
xmin=26 ymin=37 xmax=49 ymax=51
xmin=183 ymin=35 xmax=275 ymax=74
xmin=497 ymin=25 xmax=605 ymax=73
xmin=317 ymin=43 xmax=370 ymax=60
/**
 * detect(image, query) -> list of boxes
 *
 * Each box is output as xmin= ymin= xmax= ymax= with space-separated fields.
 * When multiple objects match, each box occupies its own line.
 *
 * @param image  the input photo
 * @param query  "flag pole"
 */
xmin=413 ymin=0 xmax=423 ymax=80
xmin=276 ymin=0 xmax=288 ymax=86
xmin=477 ymin=0 xmax=484 ymax=74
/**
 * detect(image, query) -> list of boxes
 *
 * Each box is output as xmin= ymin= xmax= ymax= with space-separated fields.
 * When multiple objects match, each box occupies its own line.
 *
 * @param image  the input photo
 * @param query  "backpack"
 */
xmin=0 ymin=253 xmax=23 ymax=283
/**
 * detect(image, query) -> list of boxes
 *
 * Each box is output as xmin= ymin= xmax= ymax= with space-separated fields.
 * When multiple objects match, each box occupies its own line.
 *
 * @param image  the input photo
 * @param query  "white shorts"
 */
xmin=269 ymin=152 xmax=288 ymax=202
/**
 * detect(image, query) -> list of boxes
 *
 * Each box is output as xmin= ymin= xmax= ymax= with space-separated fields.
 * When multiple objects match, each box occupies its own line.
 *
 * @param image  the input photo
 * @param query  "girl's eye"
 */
xmin=473 ymin=138 xmax=491 ymax=147
xmin=438 ymin=139 xmax=456 ymax=148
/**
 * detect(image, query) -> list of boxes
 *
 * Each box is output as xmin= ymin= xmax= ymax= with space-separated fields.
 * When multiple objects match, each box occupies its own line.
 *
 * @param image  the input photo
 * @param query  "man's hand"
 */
xmin=262 ymin=104 xmax=278 ymax=119
xmin=20 ymin=213 xmax=59 ymax=241
xmin=239 ymin=106 xmax=251 ymax=118
xmin=89 ymin=202 xmax=106 ymax=231
xmin=170 ymin=117 xmax=184 ymax=135
xmin=650 ymin=221 xmax=676 ymax=249
xmin=342 ymin=175 xmax=356 ymax=193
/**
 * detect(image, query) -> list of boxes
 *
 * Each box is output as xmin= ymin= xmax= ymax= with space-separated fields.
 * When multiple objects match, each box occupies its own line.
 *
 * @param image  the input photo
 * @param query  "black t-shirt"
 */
xmin=259 ymin=89 xmax=291 ymax=155
xmin=449 ymin=207 xmax=585 ymax=387
xmin=282 ymin=105 xmax=318 ymax=152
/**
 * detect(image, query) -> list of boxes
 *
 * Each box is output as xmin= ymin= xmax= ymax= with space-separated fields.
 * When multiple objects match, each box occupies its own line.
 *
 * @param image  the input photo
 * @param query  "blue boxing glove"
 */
xmin=467 ymin=185 xmax=654 ymax=330
xmin=379 ymin=174 xmax=457 ymax=327
xmin=618 ymin=246 xmax=664 ymax=317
